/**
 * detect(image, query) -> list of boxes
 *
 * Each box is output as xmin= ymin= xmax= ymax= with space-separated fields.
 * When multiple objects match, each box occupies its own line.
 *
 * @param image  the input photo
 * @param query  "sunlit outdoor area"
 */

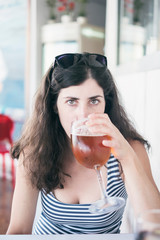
xmin=0 ymin=1 xmax=27 ymax=140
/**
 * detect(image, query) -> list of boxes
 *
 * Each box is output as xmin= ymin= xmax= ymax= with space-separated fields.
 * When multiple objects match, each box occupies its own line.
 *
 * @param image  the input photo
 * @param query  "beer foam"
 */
xmin=71 ymin=118 xmax=105 ymax=136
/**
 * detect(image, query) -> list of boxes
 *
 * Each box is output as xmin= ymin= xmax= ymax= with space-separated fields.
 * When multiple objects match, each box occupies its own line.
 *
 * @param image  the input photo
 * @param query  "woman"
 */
xmin=7 ymin=53 xmax=160 ymax=234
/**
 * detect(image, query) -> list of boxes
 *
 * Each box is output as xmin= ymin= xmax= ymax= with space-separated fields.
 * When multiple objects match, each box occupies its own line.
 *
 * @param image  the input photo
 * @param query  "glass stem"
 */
xmin=94 ymin=165 xmax=108 ymax=200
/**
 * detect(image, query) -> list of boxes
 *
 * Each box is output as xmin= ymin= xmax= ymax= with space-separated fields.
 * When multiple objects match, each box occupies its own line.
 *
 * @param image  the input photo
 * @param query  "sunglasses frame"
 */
xmin=53 ymin=53 xmax=107 ymax=69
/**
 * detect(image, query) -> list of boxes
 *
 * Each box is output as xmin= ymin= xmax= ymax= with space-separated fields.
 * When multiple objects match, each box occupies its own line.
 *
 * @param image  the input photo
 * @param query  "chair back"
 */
xmin=0 ymin=114 xmax=14 ymax=145
xmin=0 ymin=114 xmax=15 ymax=185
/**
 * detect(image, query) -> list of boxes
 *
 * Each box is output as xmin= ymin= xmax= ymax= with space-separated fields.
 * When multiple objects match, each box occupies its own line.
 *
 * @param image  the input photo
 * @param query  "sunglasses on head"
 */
xmin=53 ymin=53 xmax=107 ymax=69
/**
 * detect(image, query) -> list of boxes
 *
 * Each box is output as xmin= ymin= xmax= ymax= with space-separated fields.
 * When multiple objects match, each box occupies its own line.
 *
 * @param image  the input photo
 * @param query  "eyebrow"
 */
xmin=89 ymin=95 xmax=104 ymax=99
xmin=63 ymin=95 xmax=104 ymax=100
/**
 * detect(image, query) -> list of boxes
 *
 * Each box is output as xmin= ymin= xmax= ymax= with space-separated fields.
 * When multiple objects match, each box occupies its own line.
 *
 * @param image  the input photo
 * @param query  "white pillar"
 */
xmin=105 ymin=0 xmax=118 ymax=71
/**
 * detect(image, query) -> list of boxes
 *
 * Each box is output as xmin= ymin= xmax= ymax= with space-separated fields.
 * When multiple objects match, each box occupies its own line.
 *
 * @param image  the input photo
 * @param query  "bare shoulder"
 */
xmin=16 ymin=150 xmax=39 ymax=196
xmin=7 ymin=150 xmax=39 ymax=234
xmin=129 ymin=140 xmax=156 ymax=185
xmin=129 ymin=139 xmax=148 ymax=151
xmin=129 ymin=140 xmax=150 ymax=165
xmin=15 ymin=149 xmax=39 ymax=202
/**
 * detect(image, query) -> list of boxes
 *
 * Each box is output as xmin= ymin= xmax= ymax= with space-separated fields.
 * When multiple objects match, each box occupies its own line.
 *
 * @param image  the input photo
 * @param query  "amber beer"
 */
xmin=71 ymin=134 xmax=111 ymax=169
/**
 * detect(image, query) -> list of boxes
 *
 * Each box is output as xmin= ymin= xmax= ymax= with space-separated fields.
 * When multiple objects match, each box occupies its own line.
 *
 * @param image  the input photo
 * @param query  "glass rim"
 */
xmin=71 ymin=118 xmax=106 ymax=136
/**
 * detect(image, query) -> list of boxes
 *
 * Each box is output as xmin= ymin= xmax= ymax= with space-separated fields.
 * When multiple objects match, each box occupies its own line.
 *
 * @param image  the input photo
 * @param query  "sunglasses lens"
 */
xmin=87 ymin=54 xmax=107 ymax=67
xmin=96 ymin=55 xmax=107 ymax=66
xmin=56 ymin=54 xmax=76 ymax=68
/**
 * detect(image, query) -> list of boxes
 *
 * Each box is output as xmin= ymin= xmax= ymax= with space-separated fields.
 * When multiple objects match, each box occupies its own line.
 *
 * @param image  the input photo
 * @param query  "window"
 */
xmin=0 ymin=0 xmax=27 ymax=140
xmin=118 ymin=0 xmax=160 ymax=64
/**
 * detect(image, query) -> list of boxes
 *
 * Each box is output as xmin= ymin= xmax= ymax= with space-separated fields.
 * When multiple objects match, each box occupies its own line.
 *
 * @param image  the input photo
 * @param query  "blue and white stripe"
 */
xmin=34 ymin=155 xmax=127 ymax=234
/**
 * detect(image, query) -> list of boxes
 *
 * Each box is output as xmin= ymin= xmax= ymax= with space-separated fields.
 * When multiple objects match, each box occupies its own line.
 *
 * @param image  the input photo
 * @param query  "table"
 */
xmin=0 ymin=234 xmax=134 ymax=240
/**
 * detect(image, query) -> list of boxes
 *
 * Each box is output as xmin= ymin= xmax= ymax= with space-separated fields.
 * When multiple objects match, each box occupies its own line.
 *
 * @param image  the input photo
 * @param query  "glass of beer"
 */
xmin=135 ymin=209 xmax=160 ymax=240
xmin=71 ymin=118 xmax=125 ymax=214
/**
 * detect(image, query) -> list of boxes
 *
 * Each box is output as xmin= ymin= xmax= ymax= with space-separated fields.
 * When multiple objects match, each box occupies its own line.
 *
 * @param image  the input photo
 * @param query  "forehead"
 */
xmin=58 ymin=78 xmax=104 ymax=98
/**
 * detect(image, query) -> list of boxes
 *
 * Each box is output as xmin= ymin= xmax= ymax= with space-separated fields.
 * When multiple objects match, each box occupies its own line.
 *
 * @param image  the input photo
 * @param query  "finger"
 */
xmin=102 ymin=139 xmax=113 ymax=148
xmin=87 ymin=125 xmax=112 ymax=136
xmin=87 ymin=115 xmax=111 ymax=127
xmin=88 ymin=113 xmax=110 ymax=121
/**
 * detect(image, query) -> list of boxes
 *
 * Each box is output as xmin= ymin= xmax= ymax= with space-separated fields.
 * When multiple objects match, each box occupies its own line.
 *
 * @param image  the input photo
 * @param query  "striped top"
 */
xmin=33 ymin=155 xmax=127 ymax=234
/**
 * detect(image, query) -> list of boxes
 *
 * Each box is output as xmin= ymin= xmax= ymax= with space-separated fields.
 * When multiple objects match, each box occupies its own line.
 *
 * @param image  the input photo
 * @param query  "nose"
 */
xmin=77 ymin=104 xmax=90 ymax=119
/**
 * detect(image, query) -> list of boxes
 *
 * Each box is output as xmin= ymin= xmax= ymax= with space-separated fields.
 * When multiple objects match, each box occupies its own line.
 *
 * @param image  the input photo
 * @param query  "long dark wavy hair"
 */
xmin=11 ymin=53 xmax=150 ymax=193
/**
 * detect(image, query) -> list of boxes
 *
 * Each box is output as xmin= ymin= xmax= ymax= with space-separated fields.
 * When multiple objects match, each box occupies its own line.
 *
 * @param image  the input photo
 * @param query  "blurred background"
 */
xmin=0 ymin=0 xmax=160 ymax=234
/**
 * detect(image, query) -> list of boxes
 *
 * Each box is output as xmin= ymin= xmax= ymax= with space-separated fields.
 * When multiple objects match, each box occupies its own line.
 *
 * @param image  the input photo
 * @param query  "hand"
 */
xmin=86 ymin=113 xmax=136 ymax=163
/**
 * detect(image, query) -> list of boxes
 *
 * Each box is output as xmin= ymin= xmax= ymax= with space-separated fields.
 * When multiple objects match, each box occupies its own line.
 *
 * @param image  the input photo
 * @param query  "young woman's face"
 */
xmin=57 ymin=78 xmax=106 ymax=137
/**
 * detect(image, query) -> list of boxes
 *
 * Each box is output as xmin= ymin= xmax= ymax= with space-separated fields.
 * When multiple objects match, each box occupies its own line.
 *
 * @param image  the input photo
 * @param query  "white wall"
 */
xmin=114 ymin=66 xmax=160 ymax=233
xmin=114 ymin=68 xmax=160 ymax=191
xmin=145 ymin=69 xmax=160 ymax=189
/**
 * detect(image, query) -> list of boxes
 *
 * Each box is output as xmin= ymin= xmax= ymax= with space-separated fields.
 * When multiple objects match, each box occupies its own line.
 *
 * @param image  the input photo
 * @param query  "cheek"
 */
xmin=57 ymin=98 xmax=70 ymax=136
xmin=62 ymin=121 xmax=71 ymax=138
xmin=98 ymin=101 xmax=105 ymax=113
xmin=58 ymin=111 xmax=72 ymax=138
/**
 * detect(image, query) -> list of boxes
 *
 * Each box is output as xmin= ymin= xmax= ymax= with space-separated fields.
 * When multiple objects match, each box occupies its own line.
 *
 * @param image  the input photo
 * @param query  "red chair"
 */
xmin=0 ymin=114 xmax=15 ymax=187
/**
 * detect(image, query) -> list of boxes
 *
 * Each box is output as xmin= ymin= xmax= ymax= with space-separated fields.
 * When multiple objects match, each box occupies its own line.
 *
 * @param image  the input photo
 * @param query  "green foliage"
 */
xmin=46 ymin=0 xmax=56 ymax=7
xmin=46 ymin=0 xmax=57 ymax=19
xmin=75 ymin=0 xmax=88 ymax=16
xmin=133 ymin=0 xmax=144 ymax=23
